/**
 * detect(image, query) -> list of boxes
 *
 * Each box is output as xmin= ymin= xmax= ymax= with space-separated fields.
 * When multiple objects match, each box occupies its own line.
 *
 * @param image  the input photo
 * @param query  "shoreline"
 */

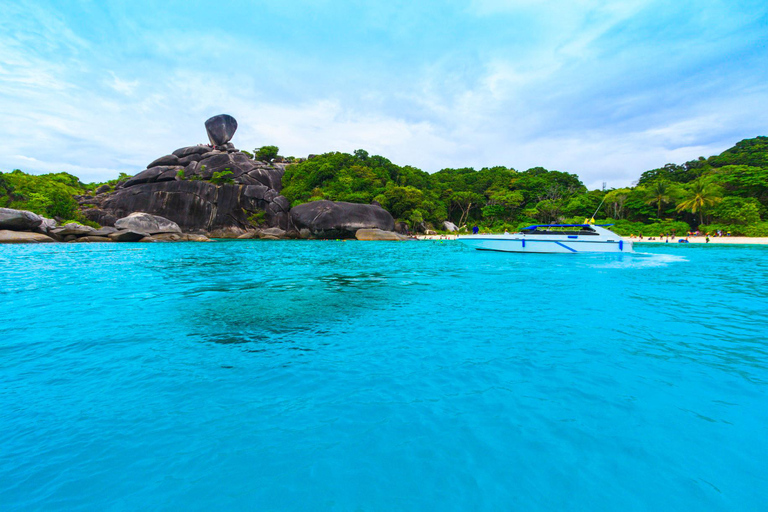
xmin=414 ymin=234 xmax=768 ymax=245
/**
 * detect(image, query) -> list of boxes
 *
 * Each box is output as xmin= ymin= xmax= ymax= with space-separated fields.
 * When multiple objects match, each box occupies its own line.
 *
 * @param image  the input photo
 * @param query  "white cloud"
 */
xmin=107 ymin=72 xmax=139 ymax=96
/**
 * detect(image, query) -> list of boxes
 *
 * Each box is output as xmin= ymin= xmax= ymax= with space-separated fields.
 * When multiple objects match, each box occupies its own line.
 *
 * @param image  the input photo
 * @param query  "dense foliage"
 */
xmin=282 ymin=137 xmax=768 ymax=235
xmin=0 ymin=170 xmax=90 ymax=223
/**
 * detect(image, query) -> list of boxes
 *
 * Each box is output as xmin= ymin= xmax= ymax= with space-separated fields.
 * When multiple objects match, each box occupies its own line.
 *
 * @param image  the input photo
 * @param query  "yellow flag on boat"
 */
xmin=583 ymin=217 xmax=595 ymax=225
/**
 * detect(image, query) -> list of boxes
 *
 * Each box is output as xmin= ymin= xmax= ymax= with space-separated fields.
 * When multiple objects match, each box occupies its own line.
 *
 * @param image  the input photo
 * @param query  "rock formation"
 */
xmin=0 ymin=208 xmax=209 ymax=244
xmin=81 ymin=115 xmax=291 ymax=235
xmin=67 ymin=115 xmax=401 ymax=241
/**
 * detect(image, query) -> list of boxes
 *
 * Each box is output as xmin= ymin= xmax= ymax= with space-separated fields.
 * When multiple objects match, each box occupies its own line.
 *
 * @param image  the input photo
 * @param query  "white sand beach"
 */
xmin=415 ymin=234 xmax=768 ymax=245
xmin=629 ymin=236 xmax=768 ymax=245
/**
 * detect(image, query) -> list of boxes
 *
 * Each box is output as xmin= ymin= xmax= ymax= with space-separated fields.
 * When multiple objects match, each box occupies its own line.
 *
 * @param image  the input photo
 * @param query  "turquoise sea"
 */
xmin=1 ymin=240 xmax=766 ymax=511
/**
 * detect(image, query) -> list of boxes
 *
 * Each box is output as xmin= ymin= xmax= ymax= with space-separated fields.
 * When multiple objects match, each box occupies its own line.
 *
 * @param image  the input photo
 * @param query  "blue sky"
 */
xmin=1 ymin=0 xmax=767 ymax=188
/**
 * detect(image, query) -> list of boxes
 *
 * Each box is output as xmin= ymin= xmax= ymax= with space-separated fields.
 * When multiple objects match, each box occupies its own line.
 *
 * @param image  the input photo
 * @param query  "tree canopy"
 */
xmin=281 ymin=137 xmax=768 ymax=235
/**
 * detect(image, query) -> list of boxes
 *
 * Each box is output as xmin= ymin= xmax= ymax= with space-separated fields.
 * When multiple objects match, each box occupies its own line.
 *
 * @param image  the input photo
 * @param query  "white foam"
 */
xmin=590 ymin=252 xmax=688 ymax=269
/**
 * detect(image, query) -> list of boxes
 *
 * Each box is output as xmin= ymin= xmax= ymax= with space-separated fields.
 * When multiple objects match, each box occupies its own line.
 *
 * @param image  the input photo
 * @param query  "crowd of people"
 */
xmin=629 ymin=229 xmax=732 ymax=243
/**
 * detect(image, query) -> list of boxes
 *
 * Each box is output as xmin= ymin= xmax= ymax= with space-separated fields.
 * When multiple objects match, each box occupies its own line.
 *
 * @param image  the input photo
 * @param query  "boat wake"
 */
xmin=590 ymin=252 xmax=688 ymax=269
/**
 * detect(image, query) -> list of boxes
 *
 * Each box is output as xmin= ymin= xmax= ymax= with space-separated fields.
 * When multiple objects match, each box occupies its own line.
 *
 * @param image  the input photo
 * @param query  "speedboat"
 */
xmin=457 ymin=224 xmax=632 ymax=253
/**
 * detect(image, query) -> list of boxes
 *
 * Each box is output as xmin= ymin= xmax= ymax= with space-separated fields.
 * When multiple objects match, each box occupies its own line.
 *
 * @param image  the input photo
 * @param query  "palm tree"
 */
xmin=645 ymin=180 xmax=673 ymax=220
xmin=675 ymin=179 xmax=722 ymax=225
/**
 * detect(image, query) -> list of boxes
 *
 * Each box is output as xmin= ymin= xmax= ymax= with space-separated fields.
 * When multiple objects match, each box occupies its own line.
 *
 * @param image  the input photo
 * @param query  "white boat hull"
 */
xmin=457 ymin=225 xmax=633 ymax=253
xmin=458 ymin=236 xmax=631 ymax=253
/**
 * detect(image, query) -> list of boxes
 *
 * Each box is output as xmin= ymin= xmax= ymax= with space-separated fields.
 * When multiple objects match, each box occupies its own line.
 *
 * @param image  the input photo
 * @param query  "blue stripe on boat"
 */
xmin=555 ymin=241 xmax=577 ymax=252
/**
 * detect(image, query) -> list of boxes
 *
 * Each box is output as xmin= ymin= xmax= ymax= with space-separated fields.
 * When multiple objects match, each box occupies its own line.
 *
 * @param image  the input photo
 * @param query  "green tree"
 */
xmin=675 ymin=179 xmax=722 ymax=225
xmin=644 ymin=181 xmax=674 ymax=219
xmin=254 ymin=145 xmax=279 ymax=162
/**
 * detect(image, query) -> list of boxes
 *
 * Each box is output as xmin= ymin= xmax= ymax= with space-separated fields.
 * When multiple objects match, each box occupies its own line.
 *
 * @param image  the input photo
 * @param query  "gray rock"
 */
xmin=96 ymin=184 xmax=111 ymax=194
xmin=394 ymin=221 xmax=409 ymax=234
xmin=109 ymin=229 xmax=149 ymax=242
xmin=177 ymin=154 xmax=203 ymax=165
xmin=198 ymin=153 xmax=233 ymax=177
xmin=290 ymin=200 xmax=395 ymax=239
xmin=0 ymin=208 xmax=43 ymax=231
xmin=272 ymin=196 xmax=290 ymax=212
xmin=36 ymin=217 xmax=58 ymax=234
xmin=74 ymin=236 xmax=113 ymax=243
xmin=205 ymin=114 xmax=238 ymax=146
xmin=172 ymin=145 xmax=211 ymax=158
xmin=51 ymin=223 xmax=96 ymax=237
xmin=443 ymin=221 xmax=459 ymax=232
xmin=257 ymin=227 xmax=286 ymax=239
xmin=147 ymin=154 xmax=179 ymax=168
xmin=157 ymin=168 xmax=180 ymax=182
xmin=122 ymin=166 xmax=178 ymax=188
xmin=246 ymin=167 xmax=283 ymax=191
xmin=81 ymin=208 xmax=117 ymax=227
xmin=198 ymin=150 xmax=224 ymax=160
xmin=207 ymin=226 xmax=248 ymax=238
xmin=114 ymin=212 xmax=181 ymax=234
xmin=90 ymin=226 xmax=118 ymax=236
xmin=355 ymin=228 xmax=408 ymax=241
xmin=151 ymin=233 xmax=211 ymax=242
xmin=0 ymin=230 xmax=55 ymax=244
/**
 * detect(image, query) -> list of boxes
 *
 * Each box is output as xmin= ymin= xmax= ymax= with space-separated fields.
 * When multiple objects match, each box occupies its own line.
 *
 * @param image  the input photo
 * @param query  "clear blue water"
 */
xmin=1 ymin=240 xmax=766 ymax=511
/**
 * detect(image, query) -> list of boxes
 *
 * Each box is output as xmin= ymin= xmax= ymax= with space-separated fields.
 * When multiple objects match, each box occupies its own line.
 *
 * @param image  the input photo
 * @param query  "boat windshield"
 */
xmin=522 ymin=225 xmax=599 ymax=236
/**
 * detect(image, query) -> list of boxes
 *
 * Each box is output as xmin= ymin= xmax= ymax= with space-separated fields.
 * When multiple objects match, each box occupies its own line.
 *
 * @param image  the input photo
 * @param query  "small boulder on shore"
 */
xmin=355 ymin=228 xmax=408 ymax=241
xmin=74 ymin=236 xmax=113 ymax=243
xmin=443 ymin=221 xmax=459 ymax=232
xmin=51 ymin=223 xmax=96 ymax=237
xmin=0 ymin=208 xmax=43 ymax=231
xmin=114 ymin=212 xmax=181 ymax=235
xmin=0 ymin=230 xmax=55 ymax=244
xmin=290 ymin=200 xmax=395 ymax=239
xmin=89 ymin=226 xmax=118 ymax=237
xmin=142 ymin=233 xmax=211 ymax=242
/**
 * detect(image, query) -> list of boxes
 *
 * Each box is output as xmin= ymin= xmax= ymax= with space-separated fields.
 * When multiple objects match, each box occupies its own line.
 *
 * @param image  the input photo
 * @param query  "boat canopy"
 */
xmin=521 ymin=223 xmax=614 ymax=230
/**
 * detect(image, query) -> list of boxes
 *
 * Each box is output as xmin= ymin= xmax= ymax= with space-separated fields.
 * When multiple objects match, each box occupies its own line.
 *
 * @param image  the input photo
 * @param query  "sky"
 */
xmin=1 ymin=0 xmax=767 ymax=189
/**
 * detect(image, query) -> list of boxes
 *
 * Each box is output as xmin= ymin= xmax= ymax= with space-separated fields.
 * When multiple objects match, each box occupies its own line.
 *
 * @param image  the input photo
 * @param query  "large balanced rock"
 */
xmin=0 ymin=208 xmax=43 ymax=231
xmin=290 ymin=200 xmax=395 ymax=239
xmin=443 ymin=221 xmax=459 ymax=232
xmin=205 ymin=114 xmax=238 ymax=146
xmin=0 ymin=230 xmax=55 ymax=243
xmin=355 ymin=228 xmax=407 ymax=241
xmin=115 ymin=212 xmax=181 ymax=234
